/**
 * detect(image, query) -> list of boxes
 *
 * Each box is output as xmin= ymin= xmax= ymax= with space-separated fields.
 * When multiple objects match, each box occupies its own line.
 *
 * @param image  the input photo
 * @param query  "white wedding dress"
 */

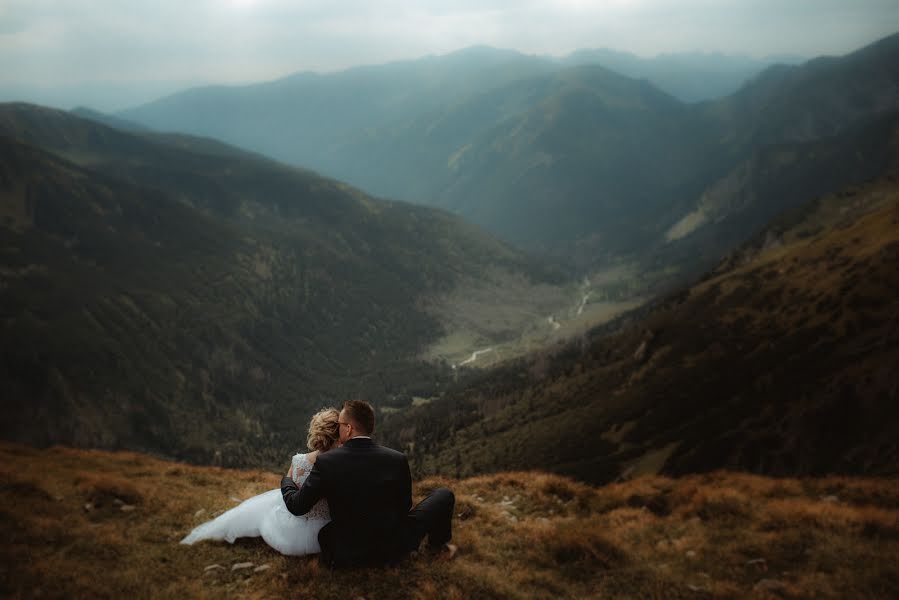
xmin=180 ymin=453 xmax=330 ymax=555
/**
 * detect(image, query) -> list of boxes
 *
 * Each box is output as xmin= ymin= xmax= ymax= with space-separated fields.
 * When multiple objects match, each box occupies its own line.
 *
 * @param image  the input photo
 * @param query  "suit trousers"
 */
xmin=404 ymin=487 xmax=455 ymax=551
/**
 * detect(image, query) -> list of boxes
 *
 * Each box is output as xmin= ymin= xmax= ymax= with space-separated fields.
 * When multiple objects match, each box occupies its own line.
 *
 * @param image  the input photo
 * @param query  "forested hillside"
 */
xmin=0 ymin=104 xmax=563 ymax=467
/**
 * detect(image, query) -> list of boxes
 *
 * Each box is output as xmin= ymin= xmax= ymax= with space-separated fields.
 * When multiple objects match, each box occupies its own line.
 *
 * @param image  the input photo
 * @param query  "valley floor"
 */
xmin=423 ymin=266 xmax=650 ymax=369
xmin=1 ymin=442 xmax=898 ymax=599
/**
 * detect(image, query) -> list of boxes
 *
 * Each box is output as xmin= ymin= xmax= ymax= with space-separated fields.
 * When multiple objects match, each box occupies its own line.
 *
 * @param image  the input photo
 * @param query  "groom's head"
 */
xmin=339 ymin=399 xmax=375 ymax=443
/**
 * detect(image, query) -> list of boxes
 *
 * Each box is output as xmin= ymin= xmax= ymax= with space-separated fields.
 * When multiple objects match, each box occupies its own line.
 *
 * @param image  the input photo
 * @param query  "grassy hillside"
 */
xmin=383 ymin=170 xmax=899 ymax=483
xmin=2 ymin=442 xmax=898 ymax=599
xmin=0 ymin=104 xmax=570 ymax=468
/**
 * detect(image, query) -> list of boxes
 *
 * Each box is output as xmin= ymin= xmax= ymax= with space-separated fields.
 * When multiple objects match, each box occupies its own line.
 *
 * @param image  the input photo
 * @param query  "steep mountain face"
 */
xmin=336 ymin=65 xmax=712 ymax=258
xmin=382 ymin=170 xmax=899 ymax=483
xmin=656 ymin=113 xmax=899 ymax=275
xmin=0 ymin=104 xmax=562 ymax=467
xmin=118 ymin=35 xmax=899 ymax=278
xmin=704 ymin=33 xmax=899 ymax=150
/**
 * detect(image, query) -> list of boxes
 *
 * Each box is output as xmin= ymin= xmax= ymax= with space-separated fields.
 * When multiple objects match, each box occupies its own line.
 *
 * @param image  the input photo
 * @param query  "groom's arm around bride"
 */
xmin=281 ymin=400 xmax=456 ymax=568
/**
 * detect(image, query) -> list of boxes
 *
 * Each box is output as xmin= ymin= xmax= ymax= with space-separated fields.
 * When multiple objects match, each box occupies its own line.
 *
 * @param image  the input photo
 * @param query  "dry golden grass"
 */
xmin=1 ymin=443 xmax=898 ymax=599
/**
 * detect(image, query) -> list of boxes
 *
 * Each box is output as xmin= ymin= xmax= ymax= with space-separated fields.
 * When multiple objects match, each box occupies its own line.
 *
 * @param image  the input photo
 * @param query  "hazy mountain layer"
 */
xmin=0 ymin=104 xmax=565 ymax=467
xmin=562 ymin=48 xmax=801 ymax=103
xmin=383 ymin=169 xmax=899 ymax=483
xmin=118 ymin=35 xmax=899 ymax=277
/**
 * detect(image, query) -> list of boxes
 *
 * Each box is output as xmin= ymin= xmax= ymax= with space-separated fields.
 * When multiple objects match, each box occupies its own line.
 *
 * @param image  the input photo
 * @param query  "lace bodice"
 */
xmin=291 ymin=453 xmax=330 ymax=521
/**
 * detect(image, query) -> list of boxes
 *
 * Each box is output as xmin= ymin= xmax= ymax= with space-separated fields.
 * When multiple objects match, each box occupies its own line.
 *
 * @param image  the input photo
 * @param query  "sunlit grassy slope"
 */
xmin=387 ymin=169 xmax=899 ymax=483
xmin=2 ymin=442 xmax=898 ymax=599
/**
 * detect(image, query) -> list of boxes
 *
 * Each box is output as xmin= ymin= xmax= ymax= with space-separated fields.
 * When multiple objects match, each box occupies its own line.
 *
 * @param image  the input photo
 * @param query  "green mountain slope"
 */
xmin=383 ymin=169 xmax=899 ymax=483
xmin=0 ymin=104 xmax=564 ymax=467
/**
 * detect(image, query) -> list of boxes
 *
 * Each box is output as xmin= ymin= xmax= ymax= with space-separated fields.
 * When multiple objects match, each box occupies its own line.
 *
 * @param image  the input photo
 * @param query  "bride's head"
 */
xmin=307 ymin=407 xmax=340 ymax=452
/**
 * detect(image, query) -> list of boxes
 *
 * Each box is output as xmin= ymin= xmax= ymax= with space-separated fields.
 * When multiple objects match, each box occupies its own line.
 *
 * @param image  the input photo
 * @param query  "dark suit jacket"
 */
xmin=280 ymin=437 xmax=413 ymax=567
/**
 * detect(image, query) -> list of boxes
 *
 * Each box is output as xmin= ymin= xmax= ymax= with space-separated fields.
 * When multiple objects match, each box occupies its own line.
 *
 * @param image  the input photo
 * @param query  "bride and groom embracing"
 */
xmin=181 ymin=400 xmax=456 ymax=568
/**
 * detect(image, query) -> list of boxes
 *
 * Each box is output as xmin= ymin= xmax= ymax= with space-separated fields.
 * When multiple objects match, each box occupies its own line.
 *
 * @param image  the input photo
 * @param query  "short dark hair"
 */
xmin=342 ymin=399 xmax=375 ymax=435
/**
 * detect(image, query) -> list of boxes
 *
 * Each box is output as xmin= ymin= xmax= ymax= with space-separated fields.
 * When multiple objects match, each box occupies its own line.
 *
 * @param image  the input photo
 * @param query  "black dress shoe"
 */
xmin=427 ymin=543 xmax=459 ymax=560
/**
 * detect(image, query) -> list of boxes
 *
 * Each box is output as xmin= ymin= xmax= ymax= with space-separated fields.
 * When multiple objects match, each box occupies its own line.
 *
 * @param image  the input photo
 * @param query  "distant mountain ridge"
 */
xmin=561 ymin=47 xmax=802 ymax=102
xmin=118 ymin=34 xmax=899 ymax=280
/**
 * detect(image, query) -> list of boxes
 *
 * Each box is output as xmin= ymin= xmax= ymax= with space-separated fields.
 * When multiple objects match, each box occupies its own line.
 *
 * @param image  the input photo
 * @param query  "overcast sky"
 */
xmin=2 ymin=0 xmax=897 ymax=110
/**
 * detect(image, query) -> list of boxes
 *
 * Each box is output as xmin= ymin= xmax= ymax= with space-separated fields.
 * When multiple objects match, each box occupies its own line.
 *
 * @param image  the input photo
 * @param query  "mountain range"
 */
xmin=117 ymin=34 xmax=899 ymax=277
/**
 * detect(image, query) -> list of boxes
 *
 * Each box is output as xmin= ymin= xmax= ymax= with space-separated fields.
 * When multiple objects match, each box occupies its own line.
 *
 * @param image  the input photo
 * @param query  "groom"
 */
xmin=281 ymin=400 xmax=456 ymax=568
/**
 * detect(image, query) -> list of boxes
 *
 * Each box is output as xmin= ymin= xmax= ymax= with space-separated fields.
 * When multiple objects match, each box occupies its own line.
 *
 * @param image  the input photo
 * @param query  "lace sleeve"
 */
xmin=292 ymin=453 xmax=330 ymax=521
xmin=290 ymin=453 xmax=307 ymax=485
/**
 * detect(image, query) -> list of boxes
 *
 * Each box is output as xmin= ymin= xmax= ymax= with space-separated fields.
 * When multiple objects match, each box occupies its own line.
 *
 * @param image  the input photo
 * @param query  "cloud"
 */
xmin=1 ymin=0 xmax=896 ymax=89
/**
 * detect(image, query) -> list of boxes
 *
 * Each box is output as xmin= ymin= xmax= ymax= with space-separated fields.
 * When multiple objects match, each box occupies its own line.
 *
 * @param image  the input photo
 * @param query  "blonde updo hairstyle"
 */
xmin=307 ymin=407 xmax=340 ymax=452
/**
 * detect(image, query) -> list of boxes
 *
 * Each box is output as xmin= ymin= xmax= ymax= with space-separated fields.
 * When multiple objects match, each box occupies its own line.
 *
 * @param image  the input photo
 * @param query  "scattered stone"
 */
xmin=204 ymin=564 xmax=225 ymax=572
xmin=83 ymin=502 xmax=94 ymax=512
xmin=475 ymin=496 xmax=484 ymax=502
xmin=113 ymin=498 xmax=124 ymax=506
xmin=253 ymin=564 xmax=270 ymax=573
xmin=754 ymin=579 xmax=787 ymax=593
xmin=687 ymin=584 xmax=707 ymax=593
xmin=229 ymin=496 xmax=242 ymax=503
xmin=501 ymin=510 xmax=518 ymax=522
xmin=232 ymin=562 xmax=254 ymax=571
xmin=120 ymin=504 xmax=136 ymax=512
xmin=54 ymin=495 xmax=64 ymax=502
xmin=685 ymin=550 xmax=697 ymax=558
xmin=617 ymin=466 xmax=636 ymax=482
xmin=820 ymin=495 xmax=840 ymax=503
xmin=746 ymin=558 xmax=768 ymax=571
xmin=633 ymin=341 xmax=649 ymax=362
xmin=194 ymin=509 xmax=206 ymax=518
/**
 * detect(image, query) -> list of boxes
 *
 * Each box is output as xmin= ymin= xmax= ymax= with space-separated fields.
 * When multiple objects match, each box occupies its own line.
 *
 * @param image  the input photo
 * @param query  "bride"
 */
xmin=180 ymin=408 xmax=339 ymax=555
